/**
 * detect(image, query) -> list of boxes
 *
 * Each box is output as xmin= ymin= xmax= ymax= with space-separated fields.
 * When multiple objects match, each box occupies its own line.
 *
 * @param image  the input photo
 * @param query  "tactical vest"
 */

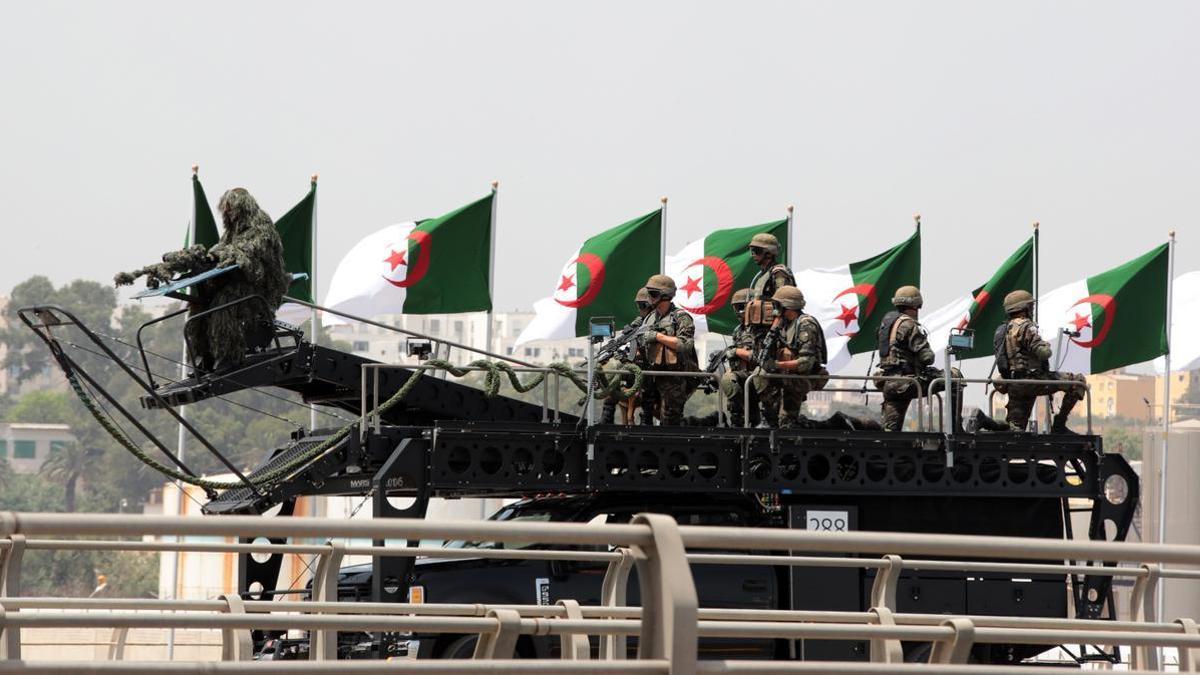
xmin=877 ymin=311 xmax=916 ymax=372
xmin=749 ymin=263 xmax=795 ymax=301
xmin=1004 ymin=317 xmax=1046 ymax=377
xmin=779 ymin=314 xmax=828 ymax=367
xmin=646 ymin=307 xmax=697 ymax=368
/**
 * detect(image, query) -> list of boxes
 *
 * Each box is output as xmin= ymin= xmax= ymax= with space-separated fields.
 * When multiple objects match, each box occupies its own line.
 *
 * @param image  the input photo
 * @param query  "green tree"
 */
xmin=1 ymin=276 xmax=116 ymax=381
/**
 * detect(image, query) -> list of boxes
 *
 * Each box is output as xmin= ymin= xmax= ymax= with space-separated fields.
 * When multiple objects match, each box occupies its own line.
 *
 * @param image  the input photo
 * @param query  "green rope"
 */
xmin=61 ymin=356 xmax=619 ymax=492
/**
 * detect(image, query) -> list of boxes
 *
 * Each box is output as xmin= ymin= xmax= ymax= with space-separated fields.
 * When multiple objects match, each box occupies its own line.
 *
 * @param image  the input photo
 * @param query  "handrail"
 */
xmin=5 ymin=512 xmax=1200 ymax=565
xmin=282 ymin=296 xmax=539 ymax=369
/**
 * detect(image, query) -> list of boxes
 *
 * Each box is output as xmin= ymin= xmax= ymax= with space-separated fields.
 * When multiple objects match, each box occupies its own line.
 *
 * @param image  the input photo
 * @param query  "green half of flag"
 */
xmin=185 ymin=173 xmax=219 ymax=249
xmin=401 ymin=192 xmax=494 ymax=314
xmin=704 ymin=219 xmax=788 ymax=334
xmin=1086 ymin=243 xmax=1169 ymax=373
xmin=574 ymin=209 xmax=662 ymax=334
xmin=846 ymin=228 xmax=922 ymax=353
xmin=960 ymin=235 xmax=1035 ymax=360
xmin=275 ymin=181 xmax=317 ymax=303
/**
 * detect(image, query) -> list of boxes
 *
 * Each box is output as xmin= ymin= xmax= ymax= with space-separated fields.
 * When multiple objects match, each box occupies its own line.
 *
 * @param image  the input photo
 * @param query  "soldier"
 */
xmin=752 ymin=286 xmax=828 ymax=428
xmin=638 ymin=274 xmax=700 ymax=426
xmin=115 ymin=187 xmax=289 ymax=373
xmin=599 ymin=288 xmax=655 ymax=424
xmin=873 ymin=285 xmax=965 ymax=432
xmin=995 ymin=290 xmax=1086 ymax=433
xmin=747 ymin=233 xmax=795 ymax=301
xmin=719 ymin=288 xmax=760 ymax=427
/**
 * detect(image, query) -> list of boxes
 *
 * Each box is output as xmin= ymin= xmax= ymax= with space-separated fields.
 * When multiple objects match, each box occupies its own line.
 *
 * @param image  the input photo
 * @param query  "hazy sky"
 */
xmin=2 ymin=0 xmax=1197 ymax=317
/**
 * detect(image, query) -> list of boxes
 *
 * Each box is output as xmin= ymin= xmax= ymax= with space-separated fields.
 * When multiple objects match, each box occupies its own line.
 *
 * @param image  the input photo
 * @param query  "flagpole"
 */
xmin=660 ymin=196 xmax=668 ymax=272
xmin=168 ymin=163 xmax=201 ymax=660
xmin=786 ymin=205 xmax=794 ymax=266
xmin=1155 ymin=230 xmax=1177 ymax=627
xmin=1032 ymin=221 xmax=1040 ymax=325
xmin=487 ymin=181 xmax=498 ymax=356
xmin=310 ymin=174 xmax=319 ymax=433
xmin=913 ymin=212 xmax=920 ymax=233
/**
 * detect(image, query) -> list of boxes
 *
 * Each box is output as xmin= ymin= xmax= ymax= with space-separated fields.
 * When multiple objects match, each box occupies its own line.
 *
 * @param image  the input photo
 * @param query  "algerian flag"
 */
xmin=796 ymin=228 xmax=921 ymax=373
xmin=276 ymin=178 xmax=317 ymax=304
xmin=515 ymin=208 xmax=662 ymax=345
xmin=322 ymin=193 xmax=494 ymax=323
xmin=184 ymin=169 xmax=219 ymax=249
xmin=1154 ymin=271 xmax=1200 ymax=373
xmin=665 ymin=218 xmax=788 ymax=335
xmin=1039 ymin=243 xmax=1169 ymax=374
xmin=925 ymin=235 xmax=1035 ymax=357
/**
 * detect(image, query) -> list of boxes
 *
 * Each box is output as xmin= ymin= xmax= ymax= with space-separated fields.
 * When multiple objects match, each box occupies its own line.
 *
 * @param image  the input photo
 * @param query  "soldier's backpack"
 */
xmin=993 ymin=321 xmax=1012 ymax=378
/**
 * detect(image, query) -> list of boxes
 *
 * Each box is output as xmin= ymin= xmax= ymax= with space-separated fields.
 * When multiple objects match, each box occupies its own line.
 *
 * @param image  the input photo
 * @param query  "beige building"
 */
xmin=0 ymin=422 xmax=76 ymax=474
xmin=1082 ymin=371 xmax=1157 ymax=420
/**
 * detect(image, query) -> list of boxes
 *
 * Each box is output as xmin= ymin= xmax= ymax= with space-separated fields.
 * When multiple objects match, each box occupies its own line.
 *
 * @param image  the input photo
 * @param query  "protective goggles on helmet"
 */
xmin=732 ymin=302 xmax=747 ymax=313
xmin=635 ymin=301 xmax=651 ymax=311
xmin=749 ymin=246 xmax=767 ymax=256
xmin=645 ymin=288 xmax=664 ymax=299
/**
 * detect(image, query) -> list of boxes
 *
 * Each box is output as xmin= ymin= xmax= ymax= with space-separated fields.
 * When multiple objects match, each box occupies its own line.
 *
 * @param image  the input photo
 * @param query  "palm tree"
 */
xmin=39 ymin=444 xmax=101 ymax=512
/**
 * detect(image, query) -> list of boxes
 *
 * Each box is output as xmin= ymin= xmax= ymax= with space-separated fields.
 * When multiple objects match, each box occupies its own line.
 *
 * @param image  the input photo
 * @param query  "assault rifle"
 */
xmin=698 ymin=347 xmax=731 ymax=394
xmin=751 ymin=323 xmax=784 ymax=372
xmin=595 ymin=321 xmax=649 ymax=365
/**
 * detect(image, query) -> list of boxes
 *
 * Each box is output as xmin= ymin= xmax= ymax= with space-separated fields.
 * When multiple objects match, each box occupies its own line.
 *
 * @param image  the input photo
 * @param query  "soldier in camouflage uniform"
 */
xmin=638 ymin=274 xmax=700 ymax=426
xmin=599 ymin=288 xmax=655 ymax=424
xmin=115 ymin=188 xmax=290 ymax=372
xmin=995 ymin=290 xmax=1085 ymax=433
xmin=873 ymin=286 xmax=965 ymax=432
xmin=747 ymin=233 xmax=795 ymax=301
xmin=718 ymin=289 xmax=760 ymax=427
xmin=752 ymin=286 xmax=828 ymax=428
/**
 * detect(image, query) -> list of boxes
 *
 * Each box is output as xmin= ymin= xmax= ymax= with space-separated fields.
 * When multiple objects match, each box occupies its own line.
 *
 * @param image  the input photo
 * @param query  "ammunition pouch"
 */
xmin=650 ymin=343 xmax=678 ymax=366
xmin=743 ymin=300 xmax=776 ymax=326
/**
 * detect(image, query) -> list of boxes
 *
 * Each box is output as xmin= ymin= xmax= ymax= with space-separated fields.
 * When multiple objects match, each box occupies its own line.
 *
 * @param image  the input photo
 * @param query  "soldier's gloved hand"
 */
xmin=640 ymin=330 xmax=659 ymax=347
xmin=762 ymin=359 xmax=778 ymax=373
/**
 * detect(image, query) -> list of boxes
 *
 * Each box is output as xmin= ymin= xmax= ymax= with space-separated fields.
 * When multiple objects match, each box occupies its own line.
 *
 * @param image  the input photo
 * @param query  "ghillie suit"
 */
xmin=199 ymin=188 xmax=291 ymax=371
xmin=115 ymin=188 xmax=290 ymax=372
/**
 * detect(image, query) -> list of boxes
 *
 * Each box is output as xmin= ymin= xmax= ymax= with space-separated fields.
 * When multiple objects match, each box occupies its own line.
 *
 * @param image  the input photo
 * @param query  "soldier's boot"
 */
xmin=599 ymin=399 xmax=617 ymax=425
xmin=970 ymin=409 xmax=1012 ymax=433
xmin=778 ymin=412 xmax=813 ymax=429
xmin=952 ymin=388 xmax=967 ymax=434
xmin=726 ymin=406 xmax=745 ymax=429
xmin=1050 ymin=407 xmax=1078 ymax=435
xmin=880 ymin=398 xmax=910 ymax=432
xmin=759 ymin=402 xmax=780 ymax=428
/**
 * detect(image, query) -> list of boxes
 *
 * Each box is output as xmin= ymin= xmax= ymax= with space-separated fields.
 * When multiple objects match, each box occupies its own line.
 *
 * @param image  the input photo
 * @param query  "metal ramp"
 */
xmin=202 ymin=432 xmax=354 ymax=515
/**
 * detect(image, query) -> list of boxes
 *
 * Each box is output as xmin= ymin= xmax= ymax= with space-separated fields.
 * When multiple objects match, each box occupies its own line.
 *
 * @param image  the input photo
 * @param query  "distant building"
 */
xmin=0 ymin=422 xmax=76 ymax=474
xmin=1080 ymin=371 xmax=1157 ymax=420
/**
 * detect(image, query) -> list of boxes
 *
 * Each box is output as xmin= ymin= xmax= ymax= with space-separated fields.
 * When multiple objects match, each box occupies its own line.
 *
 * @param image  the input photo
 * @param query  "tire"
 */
xmin=439 ymin=635 xmax=479 ymax=659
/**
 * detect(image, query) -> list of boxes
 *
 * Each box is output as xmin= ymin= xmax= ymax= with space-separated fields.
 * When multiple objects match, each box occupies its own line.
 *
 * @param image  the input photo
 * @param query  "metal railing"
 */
xmin=3 ymin=511 xmax=1200 ymax=671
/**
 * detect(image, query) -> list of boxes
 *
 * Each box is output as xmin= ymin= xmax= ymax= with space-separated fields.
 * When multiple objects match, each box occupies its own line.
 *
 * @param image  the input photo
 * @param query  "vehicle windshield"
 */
xmin=442 ymin=503 xmax=562 ymax=550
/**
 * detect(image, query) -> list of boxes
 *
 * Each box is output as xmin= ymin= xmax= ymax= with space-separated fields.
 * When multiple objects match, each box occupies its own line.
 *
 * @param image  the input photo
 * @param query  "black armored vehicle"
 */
xmin=18 ymin=302 xmax=1138 ymax=665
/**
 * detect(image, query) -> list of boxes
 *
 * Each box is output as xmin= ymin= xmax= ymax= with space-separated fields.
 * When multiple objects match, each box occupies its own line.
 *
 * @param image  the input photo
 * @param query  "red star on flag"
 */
xmin=835 ymin=304 xmax=858 ymax=328
xmin=680 ymin=276 xmax=702 ymax=298
xmin=1071 ymin=312 xmax=1091 ymax=333
xmin=558 ymin=274 xmax=576 ymax=292
xmin=384 ymin=249 xmax=407 ymax=271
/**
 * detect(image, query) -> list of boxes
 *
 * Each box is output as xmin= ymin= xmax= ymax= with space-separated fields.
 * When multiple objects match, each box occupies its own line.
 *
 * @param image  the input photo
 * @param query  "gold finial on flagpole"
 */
xmin=311 ymin=173 xmax=319 ymax=184
xmin=491 ymin=180 xmax=499 ymax=190
xmin=787 ymin=204 xmax=794 ymax=214
xmin=1170 ymin=230 xmax=1177 ymax=241
xmin=913 ymin=212 xmax=921 ymax=229
xmin=661 ymin=196 xmax=668 ymax=205
xmin=1033 ymin=221 xmax=1040 ymax=231
xmin=191 ymin=164 xmax=199 ymax=175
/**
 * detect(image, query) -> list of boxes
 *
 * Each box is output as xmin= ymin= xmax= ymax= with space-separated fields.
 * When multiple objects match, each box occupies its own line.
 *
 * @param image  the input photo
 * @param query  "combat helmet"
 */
xmin=892 ymin=285 xmax=923 ymax=309
xmin=748 ymin=233 xmax=781 ymax=257
xmin=731 ymin=288 xmax=751 ymax=311
xmin=644 ymin=274 xmax=677 ymax=299
xmin=635 ymin=287 xmax=652 ymax=309
xmin=1003 ymin=290 xmax=1035 ymax=315
xmin=772 ymin=286 xmax=806 ymax=311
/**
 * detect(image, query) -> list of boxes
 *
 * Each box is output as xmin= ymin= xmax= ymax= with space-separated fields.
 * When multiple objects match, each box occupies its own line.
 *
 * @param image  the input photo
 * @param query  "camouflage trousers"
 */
xmin=643 ymin=372 xmax=699 ymax=426
xmin=752 ymin=369 xmax=813 ymax=428
xmin=875 ymin=367 xmax=964 ymax=432
xmin=1003 ymin=372 xmax=1085 ymax=430
xmin=599 ymin=365 xmax=652 ymax=424
xmin=719 ymin=369 xmax=760 ymax=427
